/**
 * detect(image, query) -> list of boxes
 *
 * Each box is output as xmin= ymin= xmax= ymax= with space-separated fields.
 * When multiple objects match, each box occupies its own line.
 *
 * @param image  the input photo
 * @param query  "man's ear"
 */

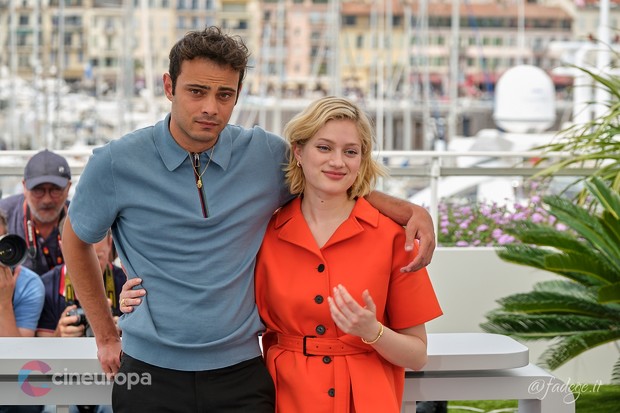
xmin=163 ymin=73 xmax=174 ymax=100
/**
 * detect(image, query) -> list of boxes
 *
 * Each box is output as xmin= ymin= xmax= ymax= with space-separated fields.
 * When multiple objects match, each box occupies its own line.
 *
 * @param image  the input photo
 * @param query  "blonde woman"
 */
xmin=255 ymin=96 xmax=443 ymax=413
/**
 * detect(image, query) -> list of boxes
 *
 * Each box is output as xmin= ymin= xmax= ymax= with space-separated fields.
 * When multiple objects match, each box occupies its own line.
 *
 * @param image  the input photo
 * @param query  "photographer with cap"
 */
xmin=0 ymin=208 xmax=45 ymax=413
xmin=0 ymin=149 xmax=71 ymax=275
xmin=0 ymin=209 xmax=44 ymax=337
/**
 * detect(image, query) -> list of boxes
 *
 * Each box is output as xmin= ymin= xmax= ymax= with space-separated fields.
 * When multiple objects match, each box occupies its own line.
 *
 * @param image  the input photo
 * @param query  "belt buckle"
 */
xmin=303 ymin=335 xmax=316 ymax=356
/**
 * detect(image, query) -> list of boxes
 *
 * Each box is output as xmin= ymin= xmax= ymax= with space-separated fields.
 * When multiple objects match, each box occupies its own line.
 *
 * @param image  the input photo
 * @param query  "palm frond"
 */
xmin=498 ymin=245 xmax=605 ymax=286
xmin=585 ymin=177 xmax=620 ymax=220
xmin=544 ymin=195 xmax=604 ymax=240
xmin=496 ymin=291 xmax=620 ymax=320
xmin=544 ymin=252 xmax=619 ymax=285
xmin=505 ymin=221 xmax=584 ymax=253
xmin=496 ymin=244 xmax=551 ymax=270
xmin=599 ymin=282 xmax=620 ymax=304
xmin=539 ymin=330 xmax=620 ymax=370
xmin=532 ymin=279 xmax=594 ymax=298
xmin=601 ymin=211 xmax=620 ymax=249
xmin=481 ymin=313 xmax=615 ymax=338
xmin=545 ymin=196 xmax=620 ymax=267
xmin=612 ymin=357 xmax=620 ymax=385
xmin=576 ymin=65 xmax=620 ymax=100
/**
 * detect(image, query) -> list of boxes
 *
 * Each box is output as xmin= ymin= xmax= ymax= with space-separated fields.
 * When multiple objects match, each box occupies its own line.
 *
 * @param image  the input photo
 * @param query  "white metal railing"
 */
xmin=374 ymin=150 xmax=595 ymax=241
xmin=0 ymin=148 xmax=594 ymax=242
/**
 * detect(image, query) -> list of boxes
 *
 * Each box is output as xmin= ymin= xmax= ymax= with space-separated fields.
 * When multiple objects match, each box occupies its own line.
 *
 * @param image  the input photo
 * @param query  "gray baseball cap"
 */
xmin=24 ymin=149 xmax=71 ymax=190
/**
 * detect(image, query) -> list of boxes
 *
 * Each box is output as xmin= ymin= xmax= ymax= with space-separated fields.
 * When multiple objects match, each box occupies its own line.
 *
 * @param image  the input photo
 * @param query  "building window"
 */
xmin=343 ymin=15 xmax=356 ymax=26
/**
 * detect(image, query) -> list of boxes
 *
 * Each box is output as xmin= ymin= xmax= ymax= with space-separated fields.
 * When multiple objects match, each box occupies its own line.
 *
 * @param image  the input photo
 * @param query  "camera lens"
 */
xmin=0 ymin=234 xmax=27 ymax=267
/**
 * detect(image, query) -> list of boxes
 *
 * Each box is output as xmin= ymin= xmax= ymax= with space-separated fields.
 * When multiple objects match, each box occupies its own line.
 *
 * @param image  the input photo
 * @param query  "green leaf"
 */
xmin=544 ymin=196 xmax=620 ymax=267
xmin=496 ymin=244 xmax=550 ymax=270
xmin=505 ymin=222 xmax=584 ymax=253
xmin=544 ymin=253 xmax=619 ymax=285
xmin=481 ymin=313 xmax=615 ymax=337
xmin=599 ymin=282 xmax=620 ymax=304
xmin=532 ymin=279 xmax=594 ymax=298
xmin=601 ymin=211 xmax=620 ymax=249
xmin=540 ymin=330 xmax=620 ymax=370
xmin=585 ymin=177 xmax=620 ymax=220
xmin=612 ymin=358 xmax=620 ymax=385
xmin=496 ymin=291 xmax=620 ymax=320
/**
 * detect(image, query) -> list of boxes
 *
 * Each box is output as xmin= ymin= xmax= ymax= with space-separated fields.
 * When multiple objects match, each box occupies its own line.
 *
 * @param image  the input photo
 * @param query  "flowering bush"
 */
xmin=436 ymin=195 xmax=569 ymax=247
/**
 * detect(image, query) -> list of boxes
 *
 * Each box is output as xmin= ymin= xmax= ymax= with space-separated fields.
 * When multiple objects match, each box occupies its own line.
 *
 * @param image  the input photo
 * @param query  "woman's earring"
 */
xmin=296 ymin=161 xmax=301 ymax=167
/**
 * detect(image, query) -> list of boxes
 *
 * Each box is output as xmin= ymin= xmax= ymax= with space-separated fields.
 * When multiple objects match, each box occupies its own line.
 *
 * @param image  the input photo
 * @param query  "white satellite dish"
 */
xmin=493 ymin=65 xmax=556 ymax=133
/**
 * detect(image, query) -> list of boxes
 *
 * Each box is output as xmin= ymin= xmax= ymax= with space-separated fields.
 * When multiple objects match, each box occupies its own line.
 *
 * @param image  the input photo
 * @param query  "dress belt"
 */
xmin=277 ymin=333 xmax=371 ymax=356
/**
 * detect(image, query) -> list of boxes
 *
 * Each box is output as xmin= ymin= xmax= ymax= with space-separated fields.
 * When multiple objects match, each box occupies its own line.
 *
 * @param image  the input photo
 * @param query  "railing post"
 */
xmin=429 ymin=156 xmax=441 ymax=245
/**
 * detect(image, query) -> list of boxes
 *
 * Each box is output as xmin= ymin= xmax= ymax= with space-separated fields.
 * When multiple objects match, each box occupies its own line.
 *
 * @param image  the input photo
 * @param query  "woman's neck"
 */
xmin=300 ymin=191 xmax=355 ymax=247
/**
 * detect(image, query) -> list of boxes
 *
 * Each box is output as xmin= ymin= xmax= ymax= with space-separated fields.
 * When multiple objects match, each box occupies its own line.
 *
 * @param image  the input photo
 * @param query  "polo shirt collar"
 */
xmin=155 ymin=114 xmax=233 ymax=172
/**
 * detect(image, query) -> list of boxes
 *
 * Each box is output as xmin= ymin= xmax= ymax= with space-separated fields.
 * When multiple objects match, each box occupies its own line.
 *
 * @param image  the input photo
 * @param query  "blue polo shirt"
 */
xmin=68 ymin=114 xmax=290 ymax=370
xmin=13 ymin=265 xmax=45 ymax=331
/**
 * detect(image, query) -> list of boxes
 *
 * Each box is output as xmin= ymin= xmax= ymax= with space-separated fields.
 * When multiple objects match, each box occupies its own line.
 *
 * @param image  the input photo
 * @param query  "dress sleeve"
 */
xmin=386 ymin=231 xmax=443 ymax=330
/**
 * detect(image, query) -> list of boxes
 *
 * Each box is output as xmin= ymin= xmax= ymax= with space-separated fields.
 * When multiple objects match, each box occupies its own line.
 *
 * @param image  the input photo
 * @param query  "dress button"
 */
xmin=315 ymin=325 xmax=326 ymax=335
xmin=317 ymin=264 xmax=325 ymax=272
xmin=314 ymin=295 xmax=324 ymax=304
xmin=328 ymin=388 xmax=335 ymax=397
xmin=322 ymin=356 xmax=331 ymax=364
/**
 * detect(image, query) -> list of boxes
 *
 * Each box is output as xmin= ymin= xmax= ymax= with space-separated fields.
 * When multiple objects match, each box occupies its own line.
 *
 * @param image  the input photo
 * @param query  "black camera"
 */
xmin=68 ymin=307 xmax=88 ymax=326
xmin=0 ymin=234 xmax=27 ymax=268
xmin=67 ymin=306 xmax=94 ymax=337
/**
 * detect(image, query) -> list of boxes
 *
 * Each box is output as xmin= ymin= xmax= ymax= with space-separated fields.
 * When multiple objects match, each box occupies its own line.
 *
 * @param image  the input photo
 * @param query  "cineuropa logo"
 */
xmin=18 ymin=361 xmax=151 ymax=397
xmin=18 ymin=360 xmax=52 ymax=397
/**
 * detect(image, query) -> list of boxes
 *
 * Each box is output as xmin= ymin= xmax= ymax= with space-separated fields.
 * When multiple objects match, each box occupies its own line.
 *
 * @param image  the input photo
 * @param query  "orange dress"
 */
xmin=255 ymin=197 xmax=443 ymax=413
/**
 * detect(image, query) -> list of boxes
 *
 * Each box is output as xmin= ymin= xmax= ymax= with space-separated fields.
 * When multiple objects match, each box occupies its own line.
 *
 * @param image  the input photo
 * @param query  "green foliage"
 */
xmin=485 ymin=177 xmax=620 ymax=382
xmin=448 ymin=384 xmax=620 ymax=412
xmin=485 ymin=64 xmax=620 ymax=385
xmin=533 ymin=66 xmax=620 ymax=197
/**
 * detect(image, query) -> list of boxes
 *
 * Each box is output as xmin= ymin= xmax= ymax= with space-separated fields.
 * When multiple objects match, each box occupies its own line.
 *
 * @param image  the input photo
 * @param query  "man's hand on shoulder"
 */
xmin=401 ymin=204 xmax=435 ymax=272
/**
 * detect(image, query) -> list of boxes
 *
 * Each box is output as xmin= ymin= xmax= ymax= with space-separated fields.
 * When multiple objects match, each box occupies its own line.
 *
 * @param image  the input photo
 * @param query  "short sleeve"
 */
xmin=68 ymin=144 xmax=118 ymax=243
xmin=13 ymin=267 xmax=45 ymax=331
xmin=386 ymin=234 xmax=443 ymax=329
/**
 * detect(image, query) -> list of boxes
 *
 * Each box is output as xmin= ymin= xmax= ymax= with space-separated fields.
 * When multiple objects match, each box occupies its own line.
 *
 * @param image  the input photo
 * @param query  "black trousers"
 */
xmin=112 ymin=354 xmax=275 ymax=413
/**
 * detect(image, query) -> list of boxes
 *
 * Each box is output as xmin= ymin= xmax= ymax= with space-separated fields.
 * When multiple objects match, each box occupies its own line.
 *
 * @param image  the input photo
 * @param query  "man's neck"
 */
xmin=34 ymin=220 xmax=57 ymax=239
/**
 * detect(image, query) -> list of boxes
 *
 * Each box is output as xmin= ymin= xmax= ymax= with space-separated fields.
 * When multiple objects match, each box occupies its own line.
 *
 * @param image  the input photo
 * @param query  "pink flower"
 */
xmin=498 ymin=234 xmax=515 ymax=244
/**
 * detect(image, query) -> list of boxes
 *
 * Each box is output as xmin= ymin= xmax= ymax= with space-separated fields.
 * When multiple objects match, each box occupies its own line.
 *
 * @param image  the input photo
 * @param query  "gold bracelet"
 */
xmin=361 ymin=322 xmax=384 ymax=345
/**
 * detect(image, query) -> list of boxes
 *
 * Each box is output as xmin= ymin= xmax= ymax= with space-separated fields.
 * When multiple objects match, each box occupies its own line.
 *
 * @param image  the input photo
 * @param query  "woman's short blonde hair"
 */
xmin=283 ymin=96 xmax=387 ymax=199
